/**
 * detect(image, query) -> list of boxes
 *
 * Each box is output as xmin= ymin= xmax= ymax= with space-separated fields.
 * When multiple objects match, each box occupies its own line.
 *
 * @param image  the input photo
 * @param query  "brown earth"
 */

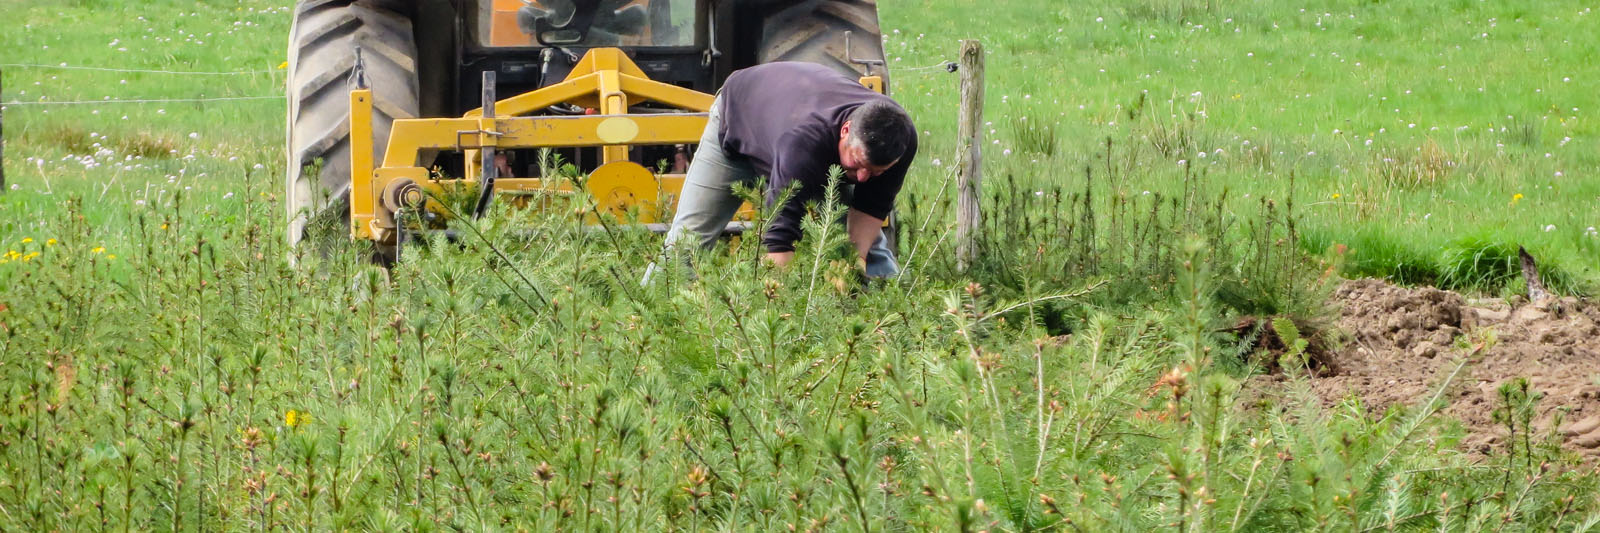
xmin=1281 ymin=279 xmax=1600 ymax=459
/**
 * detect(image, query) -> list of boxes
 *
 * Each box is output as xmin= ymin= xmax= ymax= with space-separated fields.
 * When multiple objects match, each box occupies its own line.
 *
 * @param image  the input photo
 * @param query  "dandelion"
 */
xmin=92 ymin=247 xmax=106 ymax=254
xmin=106 ymin=254 xmax=117 ymax=260
xmin=161 ymin=223 xmax=170 ymax=230
xmin=1331 ymin=193 xmax=1342 ymax=200
xmin=46 ymin=239 xmax=57 ymax=246
xmin=23 ymin=252 xmax=40 ymax=262
xmin=285 ymin=409 xmax=309 ymax=428
xmin=277 ymin=61 xmax=288 ymax=69
xmin=21 ymin=238 xmax=32 ymax=244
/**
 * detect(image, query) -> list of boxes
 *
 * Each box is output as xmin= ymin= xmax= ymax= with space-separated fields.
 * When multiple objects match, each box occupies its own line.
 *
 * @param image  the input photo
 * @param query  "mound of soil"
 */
xmin=1298 ymin=279 xmax=1600 ymax=459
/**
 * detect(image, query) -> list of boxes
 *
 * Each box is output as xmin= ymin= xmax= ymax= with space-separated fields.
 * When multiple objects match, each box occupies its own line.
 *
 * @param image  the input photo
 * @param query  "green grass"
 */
xmin=2 ymin=0 xmax=1599 ymax=530
xmin=880 ymin=0 xmax=1600 ymax=292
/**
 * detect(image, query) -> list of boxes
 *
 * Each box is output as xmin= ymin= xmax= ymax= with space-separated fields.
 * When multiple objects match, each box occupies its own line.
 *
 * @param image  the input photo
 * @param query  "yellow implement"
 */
xmin=351 ymin=48 xmax=715 ymax=244
xmin=347 ymin=47 xmax=882 ymax=247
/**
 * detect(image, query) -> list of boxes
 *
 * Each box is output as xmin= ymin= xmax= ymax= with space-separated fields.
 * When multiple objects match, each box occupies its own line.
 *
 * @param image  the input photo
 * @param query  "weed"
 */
xmin=1372 ymin=140 xmax=1457 ymax=190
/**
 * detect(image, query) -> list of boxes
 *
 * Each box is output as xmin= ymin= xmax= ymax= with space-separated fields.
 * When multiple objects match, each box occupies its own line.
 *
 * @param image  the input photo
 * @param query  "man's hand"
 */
xmin=764 ymin=209 xmax=879 ymax=271
xmin=846 ymin=208 xmax=884 ymax=264
xmin=764 ymin=251 xmax=795 ymax=267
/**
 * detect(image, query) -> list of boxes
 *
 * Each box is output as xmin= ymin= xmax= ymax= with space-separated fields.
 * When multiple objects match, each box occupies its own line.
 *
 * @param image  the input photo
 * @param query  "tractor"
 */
xmin=284 ymin=0 xmax=891 ymax=260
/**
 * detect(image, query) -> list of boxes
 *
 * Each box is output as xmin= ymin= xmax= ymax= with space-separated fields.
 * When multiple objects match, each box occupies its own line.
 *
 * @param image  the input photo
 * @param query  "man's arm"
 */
xmin=846 ymin=208 xmax=883 ymax=264
xmin=760 ymin=132 xmax=830 ymax=263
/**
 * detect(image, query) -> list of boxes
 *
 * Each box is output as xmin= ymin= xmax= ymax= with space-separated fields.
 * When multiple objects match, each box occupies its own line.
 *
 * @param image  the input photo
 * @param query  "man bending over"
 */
xmin=652 ymin=61 xmax=917 ymax=280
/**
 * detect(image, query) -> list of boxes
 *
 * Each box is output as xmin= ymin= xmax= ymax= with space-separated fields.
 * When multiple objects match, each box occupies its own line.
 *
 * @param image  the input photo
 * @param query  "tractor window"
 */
xmin=480 ymin=0 xmax=695 ymax=48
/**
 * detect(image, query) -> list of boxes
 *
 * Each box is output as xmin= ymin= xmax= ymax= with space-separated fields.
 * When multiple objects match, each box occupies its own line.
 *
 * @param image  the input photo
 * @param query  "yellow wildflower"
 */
xmin=21 ymin=238 xmax=32 ymax=244
xmin=4 ymin=250 xmax=18 ymax=260
xmin=1513 ymin=193 xmax=1524 ymax=201
xmin=106 ymin=254 xmax=117 ymax=260
xmin=92 ymin=247 xmax=105 ymax=254
xmin=286 ymin=409 xmax=310 ymax=428
xmin=46 ymin=239 xmax=57 ymax=246
xmin=23 ymin=252 xmax=40 ymax=262
xmin=1331 ymin=193 xmax=1342 ymax=200
xmin=161 ymin=223 xmax=169 ymax=230
xmin=278 ymin=61 xmax=289 ymax=70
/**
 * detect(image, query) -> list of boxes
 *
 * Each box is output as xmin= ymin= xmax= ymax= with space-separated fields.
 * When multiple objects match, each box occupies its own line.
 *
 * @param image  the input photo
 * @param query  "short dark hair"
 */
xmin=847 ymin=100 xmax=913 ymax=167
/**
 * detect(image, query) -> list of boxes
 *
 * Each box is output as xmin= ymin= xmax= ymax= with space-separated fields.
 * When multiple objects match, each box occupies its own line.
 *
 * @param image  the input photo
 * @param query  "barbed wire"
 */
xmin=0 ymin=63 xmax=278 ymax=76
xmin=1 ymin=96 xmax=284 ymax=106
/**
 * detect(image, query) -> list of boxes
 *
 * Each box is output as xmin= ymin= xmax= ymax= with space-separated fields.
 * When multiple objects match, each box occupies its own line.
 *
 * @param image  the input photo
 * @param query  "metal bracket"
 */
xmin=351 ymin=46 xmax=368 ymax=89
xmin=703 ymin=1 xmax=721 ymax=68
xmin=453 ymin=128 xmax=505 ymax=152
xmin=844 ymin=31 xmax=885 ymax=76
xmin=473 ymin=71 xmax=499 ymax=218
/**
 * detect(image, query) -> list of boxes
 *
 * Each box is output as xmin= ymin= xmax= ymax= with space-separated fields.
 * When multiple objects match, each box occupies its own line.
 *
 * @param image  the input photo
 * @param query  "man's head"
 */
xmin=838 ymin=100 xmax=913 ymax=183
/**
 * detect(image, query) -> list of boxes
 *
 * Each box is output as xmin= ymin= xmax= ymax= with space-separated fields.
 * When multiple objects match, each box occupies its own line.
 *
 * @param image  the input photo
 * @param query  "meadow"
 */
xmin=1 ymin=0 xmax=1598 ymax=530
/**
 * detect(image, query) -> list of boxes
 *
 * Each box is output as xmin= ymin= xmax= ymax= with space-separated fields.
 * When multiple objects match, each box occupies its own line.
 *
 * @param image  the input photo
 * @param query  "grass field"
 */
xmin=2 ymin=0 xmax=1599 ymax=530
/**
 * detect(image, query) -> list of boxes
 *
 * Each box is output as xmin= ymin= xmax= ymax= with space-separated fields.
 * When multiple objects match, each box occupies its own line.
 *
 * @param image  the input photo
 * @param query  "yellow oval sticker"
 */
xmin=595 ymin=117 xmax=640 ymax=144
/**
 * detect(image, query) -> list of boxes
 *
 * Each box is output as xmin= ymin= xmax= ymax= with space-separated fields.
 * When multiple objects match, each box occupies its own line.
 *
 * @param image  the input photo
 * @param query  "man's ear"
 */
xmin=840 ymin=120 xmax=852 ymax=138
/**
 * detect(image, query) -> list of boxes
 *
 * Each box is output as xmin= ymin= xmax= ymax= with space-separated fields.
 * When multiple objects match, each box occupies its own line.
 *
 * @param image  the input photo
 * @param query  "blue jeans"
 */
xmin=645 ymin=95 xmax=898 ymax=283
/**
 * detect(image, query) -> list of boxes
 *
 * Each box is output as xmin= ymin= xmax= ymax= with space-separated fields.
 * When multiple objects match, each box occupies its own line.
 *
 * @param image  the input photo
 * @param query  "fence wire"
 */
xmin=2 ymin=96 xmax=284 ymax=106
xmin=1 ymin=63 xmax=277 ymax=76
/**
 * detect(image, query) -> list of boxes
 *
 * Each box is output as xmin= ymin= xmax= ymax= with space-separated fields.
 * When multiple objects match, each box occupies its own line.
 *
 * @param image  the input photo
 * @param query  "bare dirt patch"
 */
xmin=1296 ymin=279 xmax=1600 ymax=458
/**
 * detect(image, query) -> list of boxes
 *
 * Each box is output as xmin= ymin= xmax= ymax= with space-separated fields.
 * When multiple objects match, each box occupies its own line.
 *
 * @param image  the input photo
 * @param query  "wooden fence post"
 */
xmin=955 ymin=40 xmax=984 ymax=272
xmin=1 ymin=66 xmax=6 ymax=192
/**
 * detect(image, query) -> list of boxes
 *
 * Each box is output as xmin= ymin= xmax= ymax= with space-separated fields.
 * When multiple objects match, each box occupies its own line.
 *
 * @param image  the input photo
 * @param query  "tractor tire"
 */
xmin=758 ymin=0 xmax=888 ymax=84
xmin=285 ymin=0 xmax=420 ymax=253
